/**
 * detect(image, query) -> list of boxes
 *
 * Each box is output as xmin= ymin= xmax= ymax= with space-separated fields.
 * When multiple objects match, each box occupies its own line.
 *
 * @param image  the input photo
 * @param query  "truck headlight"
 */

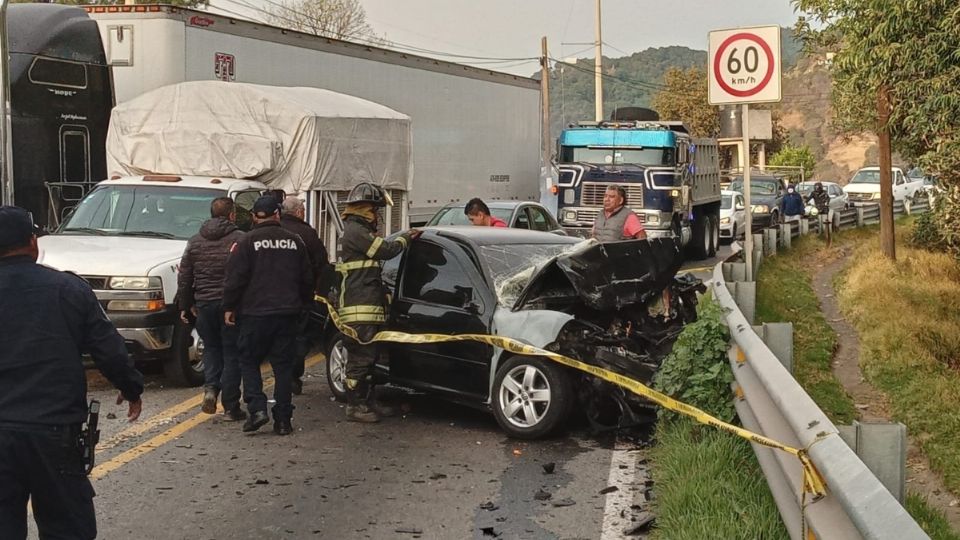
xmin=109 ymin=276 xmax=162 ymax=290
xmin=562 ymin=210 xmax=577 ymax=222
xmin=720 ymin=217 xmax=730 ymax=224
xmin=751 ymin=205 xmax=769 ymax=214
xmin=646 ymin=214 xmax=660 ymax=225
xmin=107 ymin=299 xmax=166 ymax=311
xmin=872 ymin=192 xmax=882 ymax=200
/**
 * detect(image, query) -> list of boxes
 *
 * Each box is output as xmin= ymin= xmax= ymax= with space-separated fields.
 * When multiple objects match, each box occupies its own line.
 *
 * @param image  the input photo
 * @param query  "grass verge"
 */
xmin=905 ymin=494 xmax=960 ymax=540
xmin=651 ymin=418 xmax=787 ymax=539
xmin=839 ymin=233 xmax=960 ymax=494
xmin=650 ymin=296 xmax=786 ymax=539
xmin=754 ymin=234 xmax=857 ymax=424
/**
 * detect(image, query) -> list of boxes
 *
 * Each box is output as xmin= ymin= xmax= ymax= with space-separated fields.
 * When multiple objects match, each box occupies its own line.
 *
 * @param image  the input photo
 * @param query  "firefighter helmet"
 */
xmin=345 ymin=183 xmax=393 ymax=207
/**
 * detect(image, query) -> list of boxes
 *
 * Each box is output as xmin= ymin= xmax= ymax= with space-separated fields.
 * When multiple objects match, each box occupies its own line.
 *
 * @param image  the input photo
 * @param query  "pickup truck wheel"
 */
xmin=325 ymin=334 xmax=350 ymax=402
xmin=492 ymin=356 xmax=572 ymax=439
xmin=162 ymin=324 xmax=205 ymax=387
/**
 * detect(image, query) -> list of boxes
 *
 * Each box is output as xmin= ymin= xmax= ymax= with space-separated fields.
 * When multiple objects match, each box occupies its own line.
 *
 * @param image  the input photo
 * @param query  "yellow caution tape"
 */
xmin=316 ymin=295 xmax=828 ymax=499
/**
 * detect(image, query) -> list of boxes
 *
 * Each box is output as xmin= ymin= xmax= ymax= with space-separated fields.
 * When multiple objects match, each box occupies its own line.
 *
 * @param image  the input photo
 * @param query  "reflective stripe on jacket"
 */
xmin=337 ymin=215 xmax=412 ymax=324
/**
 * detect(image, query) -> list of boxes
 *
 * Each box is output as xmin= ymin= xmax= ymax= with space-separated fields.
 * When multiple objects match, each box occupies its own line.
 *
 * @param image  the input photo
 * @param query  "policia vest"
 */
xmin=336 ymin=215 xmax=414 ymax=325
xmin=593 ymin=206 xmax=632 ymax=243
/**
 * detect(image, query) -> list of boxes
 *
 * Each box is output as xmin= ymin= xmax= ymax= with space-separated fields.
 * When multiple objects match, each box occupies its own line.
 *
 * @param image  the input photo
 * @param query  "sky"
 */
xmin=212 ymin=0 xmax=802 ymax=76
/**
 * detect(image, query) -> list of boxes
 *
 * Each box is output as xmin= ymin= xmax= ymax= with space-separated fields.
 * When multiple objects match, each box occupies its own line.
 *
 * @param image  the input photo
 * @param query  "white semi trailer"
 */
xmin=82 ymin=5 xmax=542 ymax=226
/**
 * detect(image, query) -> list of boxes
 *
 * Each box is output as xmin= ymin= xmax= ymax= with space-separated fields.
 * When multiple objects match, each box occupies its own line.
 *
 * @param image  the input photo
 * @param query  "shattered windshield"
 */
xmin=480 ymin=241 xmax=590 ymax=305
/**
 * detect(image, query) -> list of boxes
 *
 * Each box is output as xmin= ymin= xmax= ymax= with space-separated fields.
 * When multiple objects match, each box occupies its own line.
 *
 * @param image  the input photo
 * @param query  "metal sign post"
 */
xmin=709 ymin=26 xmax=782 ymax=282
xmin=0 ymin=0 xmax=12 ymax=206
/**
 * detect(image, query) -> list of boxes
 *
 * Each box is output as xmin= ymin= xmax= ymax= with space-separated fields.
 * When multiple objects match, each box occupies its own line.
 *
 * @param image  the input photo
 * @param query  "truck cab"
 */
xmin=843 ymin=167 xmax=923 ymax=206
xmin=554 ymin=121 xmax=721 ymax=260
xmin=37 ymin=175 xmax=266 ymax=385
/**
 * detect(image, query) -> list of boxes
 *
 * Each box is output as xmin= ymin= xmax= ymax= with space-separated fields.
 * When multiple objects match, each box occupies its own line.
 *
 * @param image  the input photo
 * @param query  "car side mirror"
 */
xmin=735 ymin=203 xmax=745 ymax=210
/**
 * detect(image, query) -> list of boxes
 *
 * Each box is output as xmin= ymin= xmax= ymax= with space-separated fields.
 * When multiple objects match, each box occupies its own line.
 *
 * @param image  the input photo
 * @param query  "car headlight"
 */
xmin=109 ymin=276 xmax=162 ymax=290
xmin=751 ymin=205 xmax=769 ymax=214
xmin=562 ymin=210 xmax=577 ymax=222
xmin=106 ymin=300 xmax=166 ymax=311
xmin=872 ymin=192 xmax=882 ymax=200
xmin=720 ymin=217 xmax=730 ymax=224
xmin=646 ymin=214 xmax=660 ymax=225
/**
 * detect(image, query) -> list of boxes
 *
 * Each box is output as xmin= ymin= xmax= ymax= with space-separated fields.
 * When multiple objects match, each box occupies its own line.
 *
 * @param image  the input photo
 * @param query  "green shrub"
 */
xmin=654 ymin=296 xmax=734 ymax=422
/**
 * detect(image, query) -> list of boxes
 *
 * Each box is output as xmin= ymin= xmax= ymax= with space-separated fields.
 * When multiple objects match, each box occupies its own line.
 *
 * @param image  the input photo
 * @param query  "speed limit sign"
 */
xmin=708 ymin=26 xmax=781 ymax=104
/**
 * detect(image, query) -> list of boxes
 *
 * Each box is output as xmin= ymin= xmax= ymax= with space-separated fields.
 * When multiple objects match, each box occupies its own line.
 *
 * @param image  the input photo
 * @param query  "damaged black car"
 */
xmin=318 ymin=227 xmax=704 ymax=439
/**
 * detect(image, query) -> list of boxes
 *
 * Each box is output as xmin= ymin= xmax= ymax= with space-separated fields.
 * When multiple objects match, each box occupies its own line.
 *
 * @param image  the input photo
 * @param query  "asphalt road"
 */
xmin=26 ymin=247 xmax=730 ymax=540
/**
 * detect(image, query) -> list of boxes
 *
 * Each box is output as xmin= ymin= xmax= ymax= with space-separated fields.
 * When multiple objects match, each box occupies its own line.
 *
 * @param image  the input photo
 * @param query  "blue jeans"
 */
xmin=238 ymin=314 xmax=298 ymax=420
xmin=195 ymin=302 xmax=242 ymax=410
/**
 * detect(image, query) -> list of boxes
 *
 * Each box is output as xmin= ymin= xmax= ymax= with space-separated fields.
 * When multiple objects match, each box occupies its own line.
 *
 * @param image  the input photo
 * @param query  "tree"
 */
xmin=265 ymin=0 xmax=382 ymax=42
xmin=794 ymin=0 xmax=960 ymax=259
xmin=651 ymin=67 xmax=719 ymax=138
xmin=769 ymin=144 xmax=816 ymax=183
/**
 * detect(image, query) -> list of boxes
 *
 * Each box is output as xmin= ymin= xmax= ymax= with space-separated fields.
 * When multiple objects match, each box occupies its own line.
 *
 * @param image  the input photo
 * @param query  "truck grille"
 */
xmin=565 ymin=207 xmax=645 ymax=224
xmin=581 ymin=182 xmax=643 ymax=207
xmin=80 ymin=276 xmax=108 ymax=289
xmin=847 ymin=192 xmax=875 ymax=202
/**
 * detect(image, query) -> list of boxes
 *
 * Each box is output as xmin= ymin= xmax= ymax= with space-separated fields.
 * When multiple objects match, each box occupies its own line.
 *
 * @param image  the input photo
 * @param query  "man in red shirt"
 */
xmin=464 ymin=198 xmax=508 ymax=228
xmin=592 ymin=185 xmax=646 ymax=242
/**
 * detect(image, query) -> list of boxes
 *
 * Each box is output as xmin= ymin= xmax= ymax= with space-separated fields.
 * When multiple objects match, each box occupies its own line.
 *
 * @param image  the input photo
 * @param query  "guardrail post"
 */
xmin=856 ymin=207 xmax=865 ymax=227
xmin=837 ymin=421 xmax=908 ymax=503
xmin=763 ymin=229 xmax=778 ymax=257
xmin=725 ymin=281 xmax=756 ymax=324
xmin=751 ymin=322 xmax=794 ymax=373
xmin=779 ymin=224 xmax=792 ymax=249
xmin=752 ymin=233 xmax=764 ymax=279
xmin=722 ymin=262 xmax=746 ymax=282
xmin=799 ymin=219 xmax=809 ymax=236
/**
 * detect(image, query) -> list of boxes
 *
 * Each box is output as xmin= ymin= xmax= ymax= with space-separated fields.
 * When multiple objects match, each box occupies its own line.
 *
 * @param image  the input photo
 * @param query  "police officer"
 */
xmin=337 ymin=183 xmax=419 ymax=423
xmin=279 ymin=195 xmax=331 ymax=395
xmin=0 ymin=206 xmax=144 ymax=539
xmin=223 ymin=196 xmax=313 ymax=436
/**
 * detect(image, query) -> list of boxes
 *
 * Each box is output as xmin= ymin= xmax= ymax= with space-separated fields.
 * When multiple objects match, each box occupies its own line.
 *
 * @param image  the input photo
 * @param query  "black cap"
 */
xmin=0 ymin=206 xmax=42 ymax=250
xmin=252 ymin=195 xmax=281 ymax=218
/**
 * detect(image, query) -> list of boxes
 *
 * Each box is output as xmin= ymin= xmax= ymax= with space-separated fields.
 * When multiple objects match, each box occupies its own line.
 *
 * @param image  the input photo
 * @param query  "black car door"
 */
xmin=387 ymin=237 xmax=495 ymax=401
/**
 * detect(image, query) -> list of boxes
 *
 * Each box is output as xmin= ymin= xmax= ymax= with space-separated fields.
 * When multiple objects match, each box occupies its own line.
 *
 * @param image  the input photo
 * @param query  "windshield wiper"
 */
xmin=61 ymin=227 xmax=109 ymax=235
xmin=115 ymin=231 xmax=178 ymax=239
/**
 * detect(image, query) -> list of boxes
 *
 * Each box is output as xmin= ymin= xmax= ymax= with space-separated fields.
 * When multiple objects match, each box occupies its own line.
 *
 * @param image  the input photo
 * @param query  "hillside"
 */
xmin=538 ymin=28 xmax=876 ymax=183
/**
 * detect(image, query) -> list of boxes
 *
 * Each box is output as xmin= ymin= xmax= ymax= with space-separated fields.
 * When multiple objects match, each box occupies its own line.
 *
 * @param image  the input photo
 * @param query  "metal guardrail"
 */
xmin=714 ymin=200 xmax=936 ymax=538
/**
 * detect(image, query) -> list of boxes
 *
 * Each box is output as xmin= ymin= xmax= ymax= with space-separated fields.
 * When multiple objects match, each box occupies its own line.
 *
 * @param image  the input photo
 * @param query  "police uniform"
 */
xmin=222 ymin=196 xmax=314 ymax=435
xmin=0 ymin=205 xmax=144 ymax=539
xmin=337 ymin=184 xmax=414 ymax=421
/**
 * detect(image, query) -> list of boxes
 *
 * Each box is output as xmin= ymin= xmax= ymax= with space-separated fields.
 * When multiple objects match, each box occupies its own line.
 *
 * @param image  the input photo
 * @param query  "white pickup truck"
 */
xmin=38 ymin=175 xmax=266 ymax=386
xmin=843 ymin=166 xmax=925 ymax=206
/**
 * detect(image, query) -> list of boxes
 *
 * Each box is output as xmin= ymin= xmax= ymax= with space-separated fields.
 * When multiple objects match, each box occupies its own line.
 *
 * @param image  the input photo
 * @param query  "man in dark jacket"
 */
xmin=223 ymin=196 xmax=313 ymax=435
xmin=0 ymin=206 xmax=144 ymax=539
xmin=177 ymin=197 xmax=246 ymax=420
xmin=280 ymin=195 xmax=331 ymax=395
xmin=782 ymin=185 xmax=805 ymax=223
xmin=337 ymin=183 xmax=419 ymax=423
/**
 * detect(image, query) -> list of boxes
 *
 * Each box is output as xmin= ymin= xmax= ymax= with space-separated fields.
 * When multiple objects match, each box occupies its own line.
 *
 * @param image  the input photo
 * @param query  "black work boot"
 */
xmin=369 ymin=387 xmax=406 ymax=418
xmin=242 ymin=410 xmax=270 ymax=433
xmin=273 ymin=418 xmax=293 ymax=436
xmin=223 ymin=405 xmax=247 ymax=422
xmin=201 ymin=387 xmax=220 ymax=414
xmin=344 ymin=381 xmax=379 ymax=423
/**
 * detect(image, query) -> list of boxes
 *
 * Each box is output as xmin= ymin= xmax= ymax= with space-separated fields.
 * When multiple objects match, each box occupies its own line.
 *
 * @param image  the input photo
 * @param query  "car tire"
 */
xmin=707 ymin=215 xmax=718 ymax=257
xmin=162 ymin=323 xmax=205 ymax=387
xmin=325 ymin=333 xmax=350 ymax=402
xmin=491 ymin=355 xmax=573 ymax=440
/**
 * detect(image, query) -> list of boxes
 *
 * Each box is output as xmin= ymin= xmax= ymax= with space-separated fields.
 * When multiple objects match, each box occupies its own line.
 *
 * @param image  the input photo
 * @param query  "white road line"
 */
xmin=600 ymin=437 xmax=648 ymax=539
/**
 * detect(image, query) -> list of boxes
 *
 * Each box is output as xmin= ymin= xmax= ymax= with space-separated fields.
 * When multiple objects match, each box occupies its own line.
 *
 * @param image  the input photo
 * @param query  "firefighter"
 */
xmin=337 ymin=183 xmax=419 ymax=423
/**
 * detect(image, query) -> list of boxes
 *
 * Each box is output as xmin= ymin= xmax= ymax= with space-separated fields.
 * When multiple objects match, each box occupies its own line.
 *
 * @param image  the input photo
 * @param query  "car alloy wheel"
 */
xmin=498 ymin=364 xmax=552 ymax=429
xmin=326 ymin=337 xmax=349 ymax=399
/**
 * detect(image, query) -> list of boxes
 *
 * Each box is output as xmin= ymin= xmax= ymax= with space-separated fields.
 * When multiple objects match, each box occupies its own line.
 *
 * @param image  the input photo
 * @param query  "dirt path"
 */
xmin=812 ymin=250 xmax=960 ymax=528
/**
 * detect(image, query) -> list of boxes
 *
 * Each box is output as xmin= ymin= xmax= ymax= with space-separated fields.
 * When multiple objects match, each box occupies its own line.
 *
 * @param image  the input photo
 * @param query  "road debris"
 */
xmin=479 ymin=502 xmax=499 ymax=511
xmin=599 ymin=485 xmax=619 ymax=495
xmin=533 ymin=488 xmax=552 ymax=501
xmin=551 ymin=498 xmax=576 ymax=507
xmin=395 ymin=527 xmax=423 ymax=535
xmin=542 ymin=462 xmax=556 ymax=474
xmin=623 ymin=512 xmax=656 ymax=535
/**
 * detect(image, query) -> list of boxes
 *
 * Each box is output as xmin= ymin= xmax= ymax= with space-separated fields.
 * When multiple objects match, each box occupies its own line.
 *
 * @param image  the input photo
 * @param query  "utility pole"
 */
xmin=540 ymin=36 xmax=551 ymax=171
xmin=0 ymin=0 xmax=12 ymax=206
xmin=877 ymin=85 xmax=896 ymax=260
xmin=594 ymin=0 xmax=603 ymax=121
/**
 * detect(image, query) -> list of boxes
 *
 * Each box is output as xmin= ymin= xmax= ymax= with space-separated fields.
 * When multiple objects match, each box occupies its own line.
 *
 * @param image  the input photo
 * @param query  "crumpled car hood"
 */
xmin=513 ymin=238 xmax=684 ymax=312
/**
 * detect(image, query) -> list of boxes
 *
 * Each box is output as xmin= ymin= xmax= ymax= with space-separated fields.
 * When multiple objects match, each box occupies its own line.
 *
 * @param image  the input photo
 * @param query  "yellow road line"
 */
xmin=97 ymin=395 xmax=203 ymax=451
xmin=90 ymin=353 xmax=325 ymax=481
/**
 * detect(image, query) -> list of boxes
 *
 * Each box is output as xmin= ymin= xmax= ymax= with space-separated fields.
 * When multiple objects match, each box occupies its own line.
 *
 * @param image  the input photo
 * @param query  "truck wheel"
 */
xmin=708 ymin=215 xmax=718 ymax=257
xmin=688 ymin=212 xmax=710 ymax=260
xmin=492 ymin=355 xmax=573 ymax=439
xmin=325 ymin=334 xmax=350 ymax=402
xmin=162 ymin=323 xmax=205 ymax=387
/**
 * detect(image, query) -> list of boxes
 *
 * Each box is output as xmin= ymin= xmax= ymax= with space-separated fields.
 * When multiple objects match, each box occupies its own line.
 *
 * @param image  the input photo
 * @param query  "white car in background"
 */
xmin=719 ymin=190 xmax=746 ymax=243
xmin=843 ymin=167 xmax=924 ymax=206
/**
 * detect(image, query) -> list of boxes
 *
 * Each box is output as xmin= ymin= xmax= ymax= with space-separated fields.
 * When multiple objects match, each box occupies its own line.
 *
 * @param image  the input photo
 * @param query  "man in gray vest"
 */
xmin=592 ymin=185 xmax=646 ymax=242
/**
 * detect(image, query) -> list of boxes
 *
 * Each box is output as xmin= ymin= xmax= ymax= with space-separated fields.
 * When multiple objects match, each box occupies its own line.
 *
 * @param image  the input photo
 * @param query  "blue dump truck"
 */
xmin=553 ymin=118 xmax=722 ymax=260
